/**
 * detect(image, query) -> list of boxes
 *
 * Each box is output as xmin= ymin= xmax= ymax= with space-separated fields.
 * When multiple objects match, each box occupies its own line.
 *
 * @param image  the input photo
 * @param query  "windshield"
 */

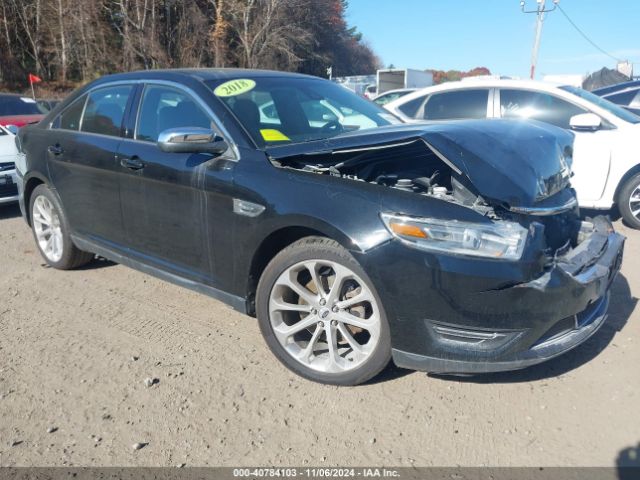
xmin=206 ymin=77 xmax=398 ymax=147
xmin=0 ymin=95 xmax=45 ymax=116
xmin=560 ymin=85 xmax=640 ymax=124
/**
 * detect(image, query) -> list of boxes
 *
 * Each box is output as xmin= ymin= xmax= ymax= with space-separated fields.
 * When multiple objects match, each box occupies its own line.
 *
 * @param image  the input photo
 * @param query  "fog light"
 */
xmin=429 ymin=322 xmax=524 ymax=352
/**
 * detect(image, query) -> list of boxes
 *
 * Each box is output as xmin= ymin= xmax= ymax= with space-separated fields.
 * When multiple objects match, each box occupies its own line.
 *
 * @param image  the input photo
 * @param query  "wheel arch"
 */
xmin=22 ymin=172 xmax=50 ymax=226
xmin=614 ymin=163 xmax=640 ymax=204
xmin=244 ymin=223 xmax=356 ymax=316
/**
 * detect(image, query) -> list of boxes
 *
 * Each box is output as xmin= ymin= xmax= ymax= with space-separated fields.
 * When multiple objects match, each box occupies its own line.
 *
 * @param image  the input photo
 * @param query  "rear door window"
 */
xmin=80 ymin=85 xmax=132 ymax=137
xmin=423 ymin=90 xmax=489 ymax=120
xmin=500 ymin=89 xmax=586 ymax=129
xmin=58 ymin=96 xmax=86 ymax=131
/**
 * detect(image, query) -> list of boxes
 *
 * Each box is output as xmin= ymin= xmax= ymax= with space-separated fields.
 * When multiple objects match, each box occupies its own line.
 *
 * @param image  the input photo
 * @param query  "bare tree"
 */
xmin=56 ymin=0 xmax=67 ymax=81
xmin=8 ymin=0 xmax=45 ymax=74
xmin=210 ymin=0 xmax=230 ymax=67
xmin=226 ymin=0 xmax=311 ymax=70
xmin=0 ymin=0 xmax=378 ymax=88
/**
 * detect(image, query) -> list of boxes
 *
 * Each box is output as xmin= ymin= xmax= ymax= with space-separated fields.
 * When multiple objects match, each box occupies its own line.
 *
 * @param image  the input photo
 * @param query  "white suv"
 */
xmin=386 ymin=79 xmax=640 ymax=228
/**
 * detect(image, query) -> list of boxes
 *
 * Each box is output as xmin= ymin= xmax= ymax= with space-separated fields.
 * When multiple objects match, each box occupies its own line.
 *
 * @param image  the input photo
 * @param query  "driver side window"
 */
xmin=136 ymin=85 xmax=213 ymax=142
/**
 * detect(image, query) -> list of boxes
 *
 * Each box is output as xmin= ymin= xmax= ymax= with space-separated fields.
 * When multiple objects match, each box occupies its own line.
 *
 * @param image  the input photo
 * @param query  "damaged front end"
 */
xmin=266 ymin=119 xmax=625 ymax=373
xmin=267 ymin=119 xmax=584 ymax=260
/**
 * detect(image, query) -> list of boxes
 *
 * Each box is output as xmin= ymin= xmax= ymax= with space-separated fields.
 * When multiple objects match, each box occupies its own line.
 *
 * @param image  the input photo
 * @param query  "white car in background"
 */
xmin=259 ymin=99 xmax=379 ymax=131
xmin=385 ymin=79 xmax=640 ymax=228
xmin=372 ymin=88 xmax=418 ymax=106
xmin=0 ymin=124 xmax=20 ymax=205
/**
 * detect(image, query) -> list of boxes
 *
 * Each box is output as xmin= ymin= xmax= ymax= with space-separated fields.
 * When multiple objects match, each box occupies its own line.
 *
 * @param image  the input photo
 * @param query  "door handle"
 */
xmin=47 ymin=144 xmax=64 ymax=155
xmin=119 ymin=156 xmax=145 ymax=170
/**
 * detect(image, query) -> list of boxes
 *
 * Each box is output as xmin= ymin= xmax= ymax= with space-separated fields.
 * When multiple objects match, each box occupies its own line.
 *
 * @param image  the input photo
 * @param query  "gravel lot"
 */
xmin=0 ymin=203 xmax=638 ymax=467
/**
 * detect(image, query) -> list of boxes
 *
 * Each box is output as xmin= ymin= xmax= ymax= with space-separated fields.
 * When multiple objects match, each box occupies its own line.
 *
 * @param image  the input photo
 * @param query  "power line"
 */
xmin=557 ymin=4 xmax=622 ymax=62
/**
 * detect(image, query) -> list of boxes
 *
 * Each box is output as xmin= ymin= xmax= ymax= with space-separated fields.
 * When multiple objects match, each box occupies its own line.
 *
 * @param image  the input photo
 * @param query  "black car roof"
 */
xmin=92 ymin=68 xmax=318 ymax=84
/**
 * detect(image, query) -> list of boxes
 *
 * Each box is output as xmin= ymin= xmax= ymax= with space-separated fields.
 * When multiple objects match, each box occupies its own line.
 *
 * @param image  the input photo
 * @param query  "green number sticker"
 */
xmin=214 ymin=79 xmax=256 ymax=97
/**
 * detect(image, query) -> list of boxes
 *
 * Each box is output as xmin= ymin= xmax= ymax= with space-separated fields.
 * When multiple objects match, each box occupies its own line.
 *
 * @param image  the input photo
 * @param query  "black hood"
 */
xmin=266 ymin=119 xmax=575 ymax=209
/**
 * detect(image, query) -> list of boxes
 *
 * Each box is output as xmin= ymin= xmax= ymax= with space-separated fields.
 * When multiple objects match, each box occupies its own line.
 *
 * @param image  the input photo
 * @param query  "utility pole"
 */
xmin=521 ymin=0 xmax=559 ymax=79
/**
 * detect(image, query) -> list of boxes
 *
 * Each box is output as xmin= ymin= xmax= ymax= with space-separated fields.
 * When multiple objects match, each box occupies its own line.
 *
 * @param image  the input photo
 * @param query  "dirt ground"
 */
xmin=0 ymin=202 xmax=638 ymax=467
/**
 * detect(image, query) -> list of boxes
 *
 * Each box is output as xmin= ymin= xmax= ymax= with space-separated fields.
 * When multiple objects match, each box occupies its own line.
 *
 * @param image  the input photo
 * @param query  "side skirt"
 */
xmin=71 ymin=234 xmax=248 ymax=314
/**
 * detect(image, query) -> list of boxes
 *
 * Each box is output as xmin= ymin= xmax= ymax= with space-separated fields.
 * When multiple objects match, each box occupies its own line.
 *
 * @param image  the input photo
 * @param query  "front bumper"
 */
xmin=357 ymin=217 xmax=625 ymax=374
xmin=0 ymin=168 xmax=19 ymax=205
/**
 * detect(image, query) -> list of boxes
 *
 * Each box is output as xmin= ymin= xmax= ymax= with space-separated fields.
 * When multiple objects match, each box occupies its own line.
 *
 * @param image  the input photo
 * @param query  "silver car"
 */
xmin=0 ymin=125 xmax=20 ymax=205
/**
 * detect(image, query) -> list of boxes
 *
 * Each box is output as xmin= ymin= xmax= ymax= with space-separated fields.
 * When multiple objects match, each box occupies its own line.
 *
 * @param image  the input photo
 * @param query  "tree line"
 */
xmin=0 ymin=0 xmax=380 ymax=90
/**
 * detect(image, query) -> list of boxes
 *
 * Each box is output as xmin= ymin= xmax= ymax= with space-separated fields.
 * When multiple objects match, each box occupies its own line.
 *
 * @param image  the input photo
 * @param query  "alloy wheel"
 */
xmin=630 ymin=185 xmax=640 ymax=221
xmin=268 ymin=259 xmax=381 ymax=373
xmin=32 ymin=195 xmax=64 ymax=263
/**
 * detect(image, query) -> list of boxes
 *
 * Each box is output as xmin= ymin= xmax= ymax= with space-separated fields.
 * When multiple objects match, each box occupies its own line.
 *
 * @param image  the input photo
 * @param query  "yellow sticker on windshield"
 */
xmin=214 ymin=79 xmax=256 ymax=97
xmin=260 ymin=129 xmax=290 ymax=142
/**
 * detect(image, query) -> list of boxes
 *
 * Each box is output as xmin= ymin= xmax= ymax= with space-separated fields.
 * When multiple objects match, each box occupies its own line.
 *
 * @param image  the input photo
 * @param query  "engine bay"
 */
xmin=285 ymin=139 xmax=490 ymax=211
xmin=273 ymin=138 xmax=584 ymax=255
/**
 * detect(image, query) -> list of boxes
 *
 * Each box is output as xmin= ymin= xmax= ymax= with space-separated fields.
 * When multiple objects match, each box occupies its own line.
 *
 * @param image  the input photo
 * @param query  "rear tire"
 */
xmin=29 ymin=184 xmax=94 ymax=270
xmin=618 ymin=173 xmax=640 ymax=229
xmin=256 ymin=237 xmax=391 ymax=386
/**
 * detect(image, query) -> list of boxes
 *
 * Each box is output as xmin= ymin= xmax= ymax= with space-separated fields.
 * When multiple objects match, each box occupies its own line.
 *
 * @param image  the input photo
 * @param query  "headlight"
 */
xmin=381 ymin=213 xmax=528 ymax=260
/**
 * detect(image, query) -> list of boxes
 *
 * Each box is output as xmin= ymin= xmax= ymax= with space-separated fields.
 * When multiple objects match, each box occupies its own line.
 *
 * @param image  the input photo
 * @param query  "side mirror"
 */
xmin=569 ymin=113 xmax=601 ymax=131
xmin=5 ymin=124 xmax=18 ymax=135
xmin=158 ymin=127 xmax=228 ymax=155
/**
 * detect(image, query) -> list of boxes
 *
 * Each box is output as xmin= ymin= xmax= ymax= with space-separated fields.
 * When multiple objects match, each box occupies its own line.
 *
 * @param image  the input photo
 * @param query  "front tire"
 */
xmin=256 ymin=237 xmax=391 ymax=386
xmin=618 ymin=173 xmax=640 ymax=229
xmin=29 ymin=184 xmax=94 ymax=269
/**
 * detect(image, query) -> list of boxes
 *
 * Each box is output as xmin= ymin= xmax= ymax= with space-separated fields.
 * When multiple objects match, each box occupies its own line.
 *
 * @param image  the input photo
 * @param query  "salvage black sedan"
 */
xmin=16 ymin=69 xmax=624 ymax=385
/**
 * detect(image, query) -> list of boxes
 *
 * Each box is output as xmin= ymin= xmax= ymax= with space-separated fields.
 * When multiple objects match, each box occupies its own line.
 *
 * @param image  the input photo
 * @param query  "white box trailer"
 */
xmin=376 ymin=69 xmax=433 ymax=95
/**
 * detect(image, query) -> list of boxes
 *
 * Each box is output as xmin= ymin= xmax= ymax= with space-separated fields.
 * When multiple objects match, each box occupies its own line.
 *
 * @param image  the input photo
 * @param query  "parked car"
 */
xmin=0 ymin=93 xmax=46 ymax=127
xmin=372 ymin=88 xmax=418 ymax=106
xmin=363 ymin=84 xmax=377 ymax=99
xmin=592 ymin=80 xmax=640 ymax=116
xmin=17 ymin=69 xmax=624 ymax=385
xmin=386 ymin=79 xmax=640 ymax=228
xmin=259 ymin=98 xmax=382 ymax=131
xmin=0 ymin=124 xmax=20 ymax=205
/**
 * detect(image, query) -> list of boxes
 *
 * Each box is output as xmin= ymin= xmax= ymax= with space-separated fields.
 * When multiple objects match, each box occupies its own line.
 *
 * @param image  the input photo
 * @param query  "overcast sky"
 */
xmin=346 ymin=0 xmax=640 ymax=78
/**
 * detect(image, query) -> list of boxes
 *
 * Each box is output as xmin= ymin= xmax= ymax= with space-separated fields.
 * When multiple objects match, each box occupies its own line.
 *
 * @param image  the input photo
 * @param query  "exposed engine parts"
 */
xmin=300 ymin=155 xmax=488 ymax=211
xmin=276 ymin=138 xmax=582 ymax=255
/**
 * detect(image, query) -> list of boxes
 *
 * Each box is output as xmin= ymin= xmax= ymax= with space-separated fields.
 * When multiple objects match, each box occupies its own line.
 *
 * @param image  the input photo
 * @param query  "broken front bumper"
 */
xmin=359 ymin=217 xmax=625 ymax=374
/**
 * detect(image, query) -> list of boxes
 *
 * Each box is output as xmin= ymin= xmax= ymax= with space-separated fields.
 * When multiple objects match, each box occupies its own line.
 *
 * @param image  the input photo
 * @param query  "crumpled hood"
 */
xmin=266 ymin=119 xmax=575 ymax=209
